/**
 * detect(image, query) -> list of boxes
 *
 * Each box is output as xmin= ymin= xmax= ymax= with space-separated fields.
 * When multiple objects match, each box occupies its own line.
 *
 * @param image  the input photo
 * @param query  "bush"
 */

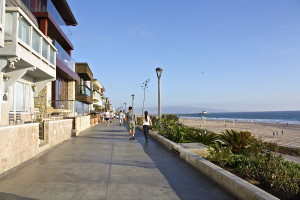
xmin=220 ymin=129 xmax=254 ymax=153
xmin=207 ymin=145 xmax=234 ymax=168
xmin=236 ymin=152 xmax=300 ymax=199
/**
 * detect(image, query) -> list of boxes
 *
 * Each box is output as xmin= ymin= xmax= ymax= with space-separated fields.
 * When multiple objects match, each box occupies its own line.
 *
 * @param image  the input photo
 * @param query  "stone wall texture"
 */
xmin=0 ymin=124 xmax=39 ymax=174
xmin=44 ymin=119 xmax=73 ymax=147
xmin=75 ymin=116 xmax=91 ymax=134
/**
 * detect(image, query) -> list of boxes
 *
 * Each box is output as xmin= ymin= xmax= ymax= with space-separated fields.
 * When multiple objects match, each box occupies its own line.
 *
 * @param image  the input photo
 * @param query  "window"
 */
xmin=32 ymin=29 xmax=40 ymax=53
xmin=18 ymin=17 xmax=30 ymax=45
xmin=42 ymin=38 xmax=49 ymax=59
xmin=4 ymin=13 xmax=13 ymax=37
xmin=9 ymin=81 xmax=30 ymax=112
xmin=50 ymin=47 xmax=55 ymax=65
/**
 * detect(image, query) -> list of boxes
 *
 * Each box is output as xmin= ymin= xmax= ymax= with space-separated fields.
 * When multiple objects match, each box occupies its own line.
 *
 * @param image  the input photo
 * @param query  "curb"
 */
xmin=145 ymin=129 xmax=279 ymax=200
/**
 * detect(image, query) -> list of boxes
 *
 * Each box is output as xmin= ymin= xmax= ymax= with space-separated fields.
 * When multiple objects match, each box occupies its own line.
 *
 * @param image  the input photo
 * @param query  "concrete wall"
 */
xmin=0 ymin=124 xmax=39 ymax=174
xmin=44 ymin=119 xmax=73 ymax=147
xmin=74 ymin=115 xmax=90 ymax=135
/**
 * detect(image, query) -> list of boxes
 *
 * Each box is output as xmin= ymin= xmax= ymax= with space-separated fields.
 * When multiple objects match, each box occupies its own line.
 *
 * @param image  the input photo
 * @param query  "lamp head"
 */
xmin=155 ymin=67 xmax=163 ymax=78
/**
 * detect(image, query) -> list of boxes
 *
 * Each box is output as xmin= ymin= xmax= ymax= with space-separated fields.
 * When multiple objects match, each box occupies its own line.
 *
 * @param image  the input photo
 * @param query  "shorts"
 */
xmin=105 ymin=118 xmax=109 ymax=121
xmin=129 ymin=122 xmax=135 ymax=130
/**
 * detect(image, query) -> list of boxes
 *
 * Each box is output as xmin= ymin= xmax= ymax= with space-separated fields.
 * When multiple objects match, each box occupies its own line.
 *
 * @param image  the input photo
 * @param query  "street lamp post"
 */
xmin=141 ymin=79 xmax=150 ymax=115
xmin=131 ymin=94 xmax=135 ymax=110
xmin=155 ymin=67 xmax=163 ymax=118
xmin=124 ymin=102 xmax=126 ymax=113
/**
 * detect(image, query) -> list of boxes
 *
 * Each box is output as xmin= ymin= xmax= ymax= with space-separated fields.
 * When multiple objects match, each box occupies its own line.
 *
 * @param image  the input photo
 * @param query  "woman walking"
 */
xmin=142 ymin=111 xmax=152 ymax=142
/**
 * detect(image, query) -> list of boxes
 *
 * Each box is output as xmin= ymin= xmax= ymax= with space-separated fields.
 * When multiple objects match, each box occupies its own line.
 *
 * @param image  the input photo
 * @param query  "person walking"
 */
xmin=142 ymin=111 xmax=152 ymax=142
xmin=119 ymin=111 xmax=125 ymax=126
xmin=126 ymin=106 xmax=137 ymax=140
xmin=104 ymin=110 xmax=110 ymax=126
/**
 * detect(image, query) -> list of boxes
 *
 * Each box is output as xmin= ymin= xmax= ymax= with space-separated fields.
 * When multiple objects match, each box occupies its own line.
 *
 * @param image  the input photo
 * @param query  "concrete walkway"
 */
xmin=0 ymin=121 xmax=235 ymax=200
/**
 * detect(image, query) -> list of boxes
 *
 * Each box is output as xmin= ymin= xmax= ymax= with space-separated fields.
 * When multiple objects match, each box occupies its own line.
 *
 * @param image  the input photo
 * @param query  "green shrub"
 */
xmin=206 ymin=145 xmax=234 ymax=168
xmin=236 ymin=152 xmax=300 ymax=199
xmin=220 ymin=129 xmax=254 ymax=153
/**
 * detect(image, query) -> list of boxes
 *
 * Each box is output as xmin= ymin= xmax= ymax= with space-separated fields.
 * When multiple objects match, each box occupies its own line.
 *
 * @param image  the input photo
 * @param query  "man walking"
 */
xmin=119 ymin=110 xmax=125 ymax=126
xmin=126 ymin=106 xmax=137 ymax=140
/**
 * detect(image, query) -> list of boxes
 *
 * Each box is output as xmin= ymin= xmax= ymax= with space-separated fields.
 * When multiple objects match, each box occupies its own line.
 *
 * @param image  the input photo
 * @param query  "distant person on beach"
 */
xmin=142 ymin=111 xmax=152 ymax=142
xmin=119 ymin=111 xmax=125 ymax=126
xmin=282 ymin=130 xmax=284 ymax=135
xmin=126 ymin=106 xmax=137 ymax=140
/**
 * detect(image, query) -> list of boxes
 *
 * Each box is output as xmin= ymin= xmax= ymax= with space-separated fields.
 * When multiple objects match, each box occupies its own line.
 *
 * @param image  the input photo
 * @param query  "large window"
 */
xmin=9 ymin=81 xmax=30 ymax=112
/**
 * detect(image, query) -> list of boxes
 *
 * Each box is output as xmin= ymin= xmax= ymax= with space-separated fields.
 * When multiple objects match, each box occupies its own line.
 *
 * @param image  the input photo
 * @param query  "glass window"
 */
xmin=9 ymin=81 xmax=30 ymax=112
xmin=18 ymin=17 xmax=30 ymax=45
xmin=5 ymin=13 xmax=13 ymax=36
xmin=21 ymin=0 xmax=30 ymax=8
xmin=32 ymin=29 xmax=40 ymax=53
xmin=50 ymin=47 xmax=55 ymax=64
xmin=42 ymin=38 xmax=48 ymax=59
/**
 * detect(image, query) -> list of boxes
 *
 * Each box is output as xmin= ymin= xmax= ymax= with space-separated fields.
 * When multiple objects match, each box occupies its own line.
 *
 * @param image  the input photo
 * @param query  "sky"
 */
xmin=68 ymin=0 xmax=300 ymax=113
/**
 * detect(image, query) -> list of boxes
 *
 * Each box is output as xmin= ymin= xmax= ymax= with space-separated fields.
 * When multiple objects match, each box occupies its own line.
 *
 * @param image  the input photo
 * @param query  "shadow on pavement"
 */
xmin=134 ymin=128 xmax=236 ymax=200
xmin=0 ymin=193 xmax=37 ymax=200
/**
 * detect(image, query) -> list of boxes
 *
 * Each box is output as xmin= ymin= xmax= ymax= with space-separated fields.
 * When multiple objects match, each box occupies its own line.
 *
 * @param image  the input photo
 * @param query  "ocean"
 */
xmin=177 ymin=111 xmax=300 ymax=125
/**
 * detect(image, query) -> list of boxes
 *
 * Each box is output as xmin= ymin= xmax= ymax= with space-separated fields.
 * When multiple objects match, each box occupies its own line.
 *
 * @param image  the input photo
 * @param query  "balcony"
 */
xmin=54 ymin=41 xmax=78 ymax=80
xmin=22 ymin=0 xmax=74 ymax=50
xmin=76 ymin=85 xmax=93 ymax=104
xmin=0 ymin=7 xmax=57 ymax=92
xmin=23 ymin=0 xmax=72 ymax=37
xmin=92 ymin=91 xmax=101 ymax=101
xmin=75 ymin=63 xmax=93 ymax=81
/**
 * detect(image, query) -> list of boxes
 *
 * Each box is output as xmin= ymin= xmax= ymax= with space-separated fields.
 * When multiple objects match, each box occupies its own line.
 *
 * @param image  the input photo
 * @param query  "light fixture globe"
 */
xmin=155 ymin=67 xmax=163 ymax=79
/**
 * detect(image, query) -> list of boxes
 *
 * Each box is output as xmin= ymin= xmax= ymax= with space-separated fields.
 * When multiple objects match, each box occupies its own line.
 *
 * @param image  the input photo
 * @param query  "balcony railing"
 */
xmin=92 ymin=91 xmax=101 ymax=101
xmin=78 ymin=85 xmax=91 ymax=97
xmin=4 ymin=8 xmax=56 ymax=66
xmin=22 ymin=0 xmax=72 ymax=39
xmin=49 ymin=100 xmax=75 ymax=111
xmin=54 ymin=41 xmax=75 ymax=71
xmin=75 ymin=101 xmax=89 ymax=116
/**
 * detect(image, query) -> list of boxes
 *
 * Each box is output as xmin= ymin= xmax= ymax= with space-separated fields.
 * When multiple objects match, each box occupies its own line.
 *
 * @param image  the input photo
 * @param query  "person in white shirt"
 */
xmin=119 ymin=111 xmax=125 ymax=126
xmin=142 ymin=111 xmax=152 ymax=142
xmin=104 ymin=110 xmax=110 ymax=126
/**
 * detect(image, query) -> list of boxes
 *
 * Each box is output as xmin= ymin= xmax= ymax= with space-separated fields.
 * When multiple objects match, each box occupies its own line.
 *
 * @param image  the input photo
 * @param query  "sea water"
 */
xmin=178 ymin=111 xmax=300 ymax=125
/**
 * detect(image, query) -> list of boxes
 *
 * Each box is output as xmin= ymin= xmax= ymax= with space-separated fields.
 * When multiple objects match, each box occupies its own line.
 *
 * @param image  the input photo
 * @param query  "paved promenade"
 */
xmin=0 ymin=121 xmax=235 ymax=200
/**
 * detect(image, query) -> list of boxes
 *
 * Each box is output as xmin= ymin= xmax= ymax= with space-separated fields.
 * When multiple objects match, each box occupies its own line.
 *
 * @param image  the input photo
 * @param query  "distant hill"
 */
xmin=132 ymin=106 xmax=228 ymax=115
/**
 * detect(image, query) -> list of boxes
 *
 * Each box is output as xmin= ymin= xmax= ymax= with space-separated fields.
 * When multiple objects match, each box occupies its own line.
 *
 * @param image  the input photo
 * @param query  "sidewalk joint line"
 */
xmin=105 ymin=124 xmax=115 ymax=200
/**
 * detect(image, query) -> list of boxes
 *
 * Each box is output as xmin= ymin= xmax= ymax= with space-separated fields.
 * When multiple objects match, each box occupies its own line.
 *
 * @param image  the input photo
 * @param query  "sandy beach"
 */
xmin=179 ymin=118 xmax=300 ymax=149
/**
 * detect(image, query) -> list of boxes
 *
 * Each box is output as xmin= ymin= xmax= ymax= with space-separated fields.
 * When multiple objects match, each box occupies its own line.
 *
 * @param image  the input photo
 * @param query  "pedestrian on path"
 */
xmin=142 ymin=111 xmax=152 ymax=142
xmin=104 ymin=110 xmax=110 ymax=126
xmin=119 ymin=110 xmax=125 ymax=126
xmin=126 ymin=106 xmax=137 ymax=140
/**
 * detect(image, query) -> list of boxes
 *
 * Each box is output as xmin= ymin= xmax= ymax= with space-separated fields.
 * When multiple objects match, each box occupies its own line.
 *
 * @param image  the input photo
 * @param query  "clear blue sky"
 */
xmin=69 ymin=0 xmax=300 ymax=112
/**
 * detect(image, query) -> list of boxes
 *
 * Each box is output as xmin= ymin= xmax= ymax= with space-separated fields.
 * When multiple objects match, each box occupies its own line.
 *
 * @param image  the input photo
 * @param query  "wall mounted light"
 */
xmin=3 ymin=74 xmax=9 ymax=82
xmin=32 ymin=85 xmax=37 ymax=92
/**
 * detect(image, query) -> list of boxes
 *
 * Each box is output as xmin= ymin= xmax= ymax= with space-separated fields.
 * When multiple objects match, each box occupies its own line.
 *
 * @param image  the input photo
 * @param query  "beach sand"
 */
xmin=179 ymin=118 xmax=300 ymax=149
